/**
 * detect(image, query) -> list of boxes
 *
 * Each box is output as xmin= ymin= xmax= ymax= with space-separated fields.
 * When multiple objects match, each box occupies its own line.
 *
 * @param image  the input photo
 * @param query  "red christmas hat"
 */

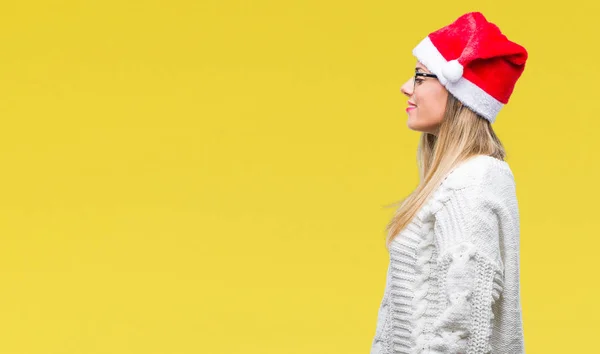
xmin=412 ymin=12 xmax=528 ymax=123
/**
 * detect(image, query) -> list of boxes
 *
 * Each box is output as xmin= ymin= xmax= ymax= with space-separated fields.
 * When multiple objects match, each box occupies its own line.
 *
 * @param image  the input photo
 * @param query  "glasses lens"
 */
xmin=413 ymin=73 xmax=417 ymax=91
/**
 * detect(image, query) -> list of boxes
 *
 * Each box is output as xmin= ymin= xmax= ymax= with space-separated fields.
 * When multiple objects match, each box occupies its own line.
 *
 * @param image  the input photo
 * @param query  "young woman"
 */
xmin=370 ymin=12 xmax=528 ymax=354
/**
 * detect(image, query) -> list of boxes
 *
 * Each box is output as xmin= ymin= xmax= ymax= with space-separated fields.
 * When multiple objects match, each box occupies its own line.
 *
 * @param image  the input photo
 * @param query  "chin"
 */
xmin=407 ymin=121 xmax=425 ymax=132
xmin=409 ymin=125 xmax=436 ymax=135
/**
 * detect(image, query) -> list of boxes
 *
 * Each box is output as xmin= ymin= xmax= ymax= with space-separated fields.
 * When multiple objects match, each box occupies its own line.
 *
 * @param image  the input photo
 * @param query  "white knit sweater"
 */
xmin=370 ymin=155 xmax=525 ymax=354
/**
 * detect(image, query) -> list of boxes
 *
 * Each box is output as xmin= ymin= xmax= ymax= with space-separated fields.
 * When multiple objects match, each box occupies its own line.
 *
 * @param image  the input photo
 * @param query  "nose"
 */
xmin=400 ymin=76 xmax=414 ymax=98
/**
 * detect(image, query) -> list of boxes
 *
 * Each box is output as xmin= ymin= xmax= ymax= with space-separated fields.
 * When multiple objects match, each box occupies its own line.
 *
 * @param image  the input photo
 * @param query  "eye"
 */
xmin=415 ymin=77 xmax=424 ymax=84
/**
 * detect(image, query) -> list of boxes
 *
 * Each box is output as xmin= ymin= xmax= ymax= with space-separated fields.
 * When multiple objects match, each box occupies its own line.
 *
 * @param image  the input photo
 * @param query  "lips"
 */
xmin=406 ymin=101 xmax=417 ymax=112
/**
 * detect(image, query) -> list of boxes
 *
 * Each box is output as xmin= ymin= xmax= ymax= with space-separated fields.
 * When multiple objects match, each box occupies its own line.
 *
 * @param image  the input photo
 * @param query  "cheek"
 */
xmin=416 ymin=89 xmax=447 ymax=123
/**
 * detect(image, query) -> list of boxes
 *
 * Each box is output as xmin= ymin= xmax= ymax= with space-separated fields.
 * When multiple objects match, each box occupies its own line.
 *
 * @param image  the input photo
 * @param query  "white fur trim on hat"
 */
xmin=412 ymin=36 xmax=504 ymax=123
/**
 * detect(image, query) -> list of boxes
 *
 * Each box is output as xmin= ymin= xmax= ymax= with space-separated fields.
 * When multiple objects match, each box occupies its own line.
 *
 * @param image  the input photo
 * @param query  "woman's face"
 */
xmin=400 ymin=62 xmax=448 ymax=135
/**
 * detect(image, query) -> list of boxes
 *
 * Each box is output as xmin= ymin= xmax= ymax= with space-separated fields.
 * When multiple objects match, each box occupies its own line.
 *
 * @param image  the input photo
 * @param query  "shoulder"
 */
xmin=431 ymin=156 xmax=518 ymax=266
xmin=441 ymin=155 xmax=516 ymax=194
xmin=417 ymin=155 xmax=518 ymax=222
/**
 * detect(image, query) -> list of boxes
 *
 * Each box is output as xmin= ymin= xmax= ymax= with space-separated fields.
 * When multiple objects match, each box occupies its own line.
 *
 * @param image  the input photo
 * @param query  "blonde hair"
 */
xmin=384 ymin=93 xmax=506 ymax=250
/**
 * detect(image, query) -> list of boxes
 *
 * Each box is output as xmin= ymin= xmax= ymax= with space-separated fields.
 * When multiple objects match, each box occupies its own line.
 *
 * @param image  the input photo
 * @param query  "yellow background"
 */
xmin=0 ymin=1 xmax=596 ymax=353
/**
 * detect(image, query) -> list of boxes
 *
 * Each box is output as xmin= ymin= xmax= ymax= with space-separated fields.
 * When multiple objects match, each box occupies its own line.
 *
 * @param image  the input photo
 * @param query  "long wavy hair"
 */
xmin=384 ymin=93 xmax=506 ymax=250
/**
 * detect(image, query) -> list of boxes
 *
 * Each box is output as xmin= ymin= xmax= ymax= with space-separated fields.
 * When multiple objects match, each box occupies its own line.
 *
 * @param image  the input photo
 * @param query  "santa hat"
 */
xmin=412 ymin=12 xmax=528 ymax=123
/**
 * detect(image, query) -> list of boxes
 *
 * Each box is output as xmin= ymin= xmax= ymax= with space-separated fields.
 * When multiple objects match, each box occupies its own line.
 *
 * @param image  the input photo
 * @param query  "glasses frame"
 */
xmin=413 ymin=72 xmax=438 ymax=91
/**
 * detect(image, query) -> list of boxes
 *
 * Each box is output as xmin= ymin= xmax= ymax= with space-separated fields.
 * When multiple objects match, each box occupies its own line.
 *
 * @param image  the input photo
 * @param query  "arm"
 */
xmin=420 ymin=185 xmax=505 ymax=353
xmin=425 ymin=241 xmax=503 ymax=353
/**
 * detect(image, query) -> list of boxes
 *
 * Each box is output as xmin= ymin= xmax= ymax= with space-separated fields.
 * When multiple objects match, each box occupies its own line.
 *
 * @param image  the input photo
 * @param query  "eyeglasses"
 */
xmin=413 ymin=72 xmax=438 ymax=91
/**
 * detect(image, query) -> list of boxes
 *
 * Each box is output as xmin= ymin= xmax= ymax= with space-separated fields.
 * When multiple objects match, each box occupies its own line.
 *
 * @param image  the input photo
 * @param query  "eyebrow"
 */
xmin=415 ymin=67 xmax=426 ymax=73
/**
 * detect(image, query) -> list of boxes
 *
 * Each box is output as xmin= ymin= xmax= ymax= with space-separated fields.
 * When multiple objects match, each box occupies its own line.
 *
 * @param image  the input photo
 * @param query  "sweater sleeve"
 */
xmin=419 ymin=185 xmax=505 ymax=354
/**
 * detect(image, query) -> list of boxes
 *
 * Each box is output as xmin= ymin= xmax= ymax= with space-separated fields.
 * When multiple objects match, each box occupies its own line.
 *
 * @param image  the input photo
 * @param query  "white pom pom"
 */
xmin=442 ymin=60 xmax=463 ymax=83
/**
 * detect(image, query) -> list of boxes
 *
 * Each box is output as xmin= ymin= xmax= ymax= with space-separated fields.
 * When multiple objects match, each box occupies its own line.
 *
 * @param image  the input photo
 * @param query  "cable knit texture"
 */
xmin=370 ymin=155 xmax=524 ymax=354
